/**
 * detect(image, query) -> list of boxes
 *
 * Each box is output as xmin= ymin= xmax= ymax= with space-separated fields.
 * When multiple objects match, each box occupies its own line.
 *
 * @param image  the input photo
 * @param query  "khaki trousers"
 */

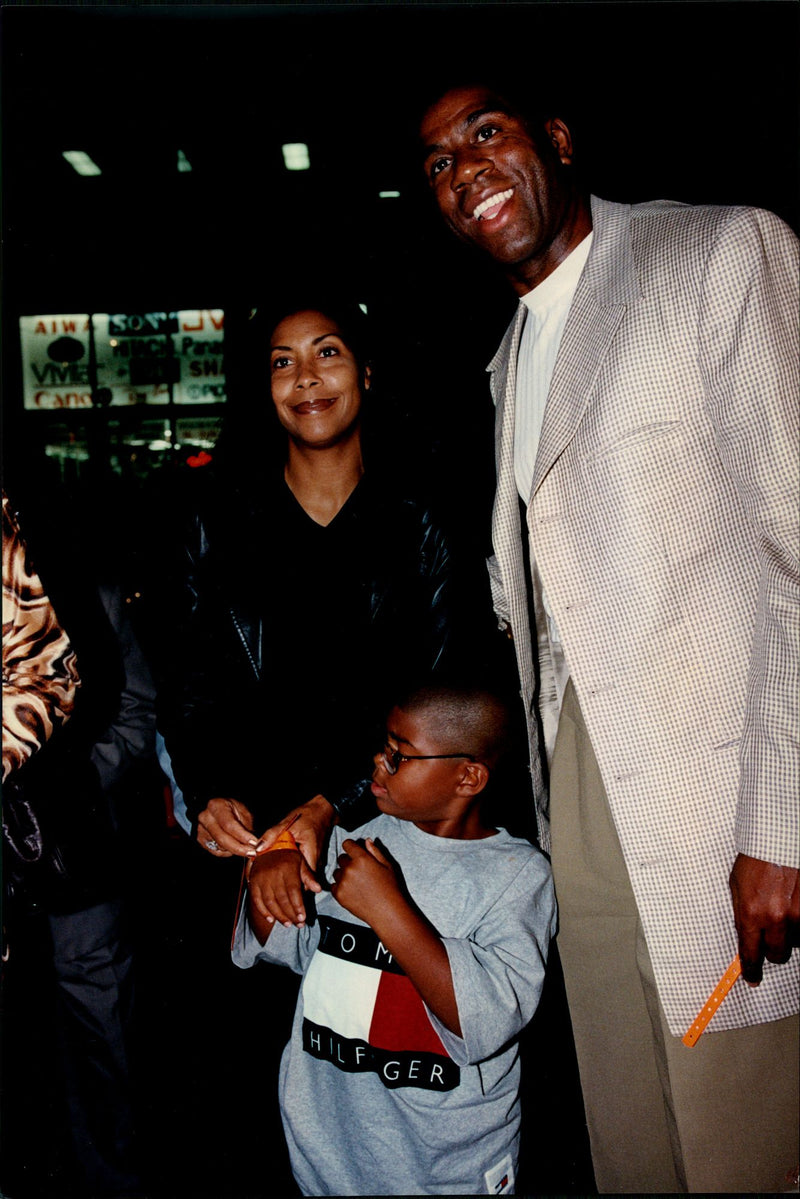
xmin=550 ymin=679 xmax=799 ymax=1194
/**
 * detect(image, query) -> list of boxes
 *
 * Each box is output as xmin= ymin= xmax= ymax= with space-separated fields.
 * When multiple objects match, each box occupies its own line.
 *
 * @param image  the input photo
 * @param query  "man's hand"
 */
xmin=729 ymin=854 xmax=800 ymax=985
xmin=331 ymin=838 xmax=402 ymax=925
xmin=197 ymin=797 xmax=257 ymax=857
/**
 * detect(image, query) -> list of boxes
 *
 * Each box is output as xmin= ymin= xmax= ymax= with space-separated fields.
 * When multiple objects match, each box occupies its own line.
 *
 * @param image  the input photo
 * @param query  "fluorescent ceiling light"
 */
xmin=177 ymin=150 xmax=193 ymax=173
xmin=379 ymin=191 xmax=401 ymax=199
xmin=282 ymin=143 xmax=310 ymax=171
xmin=63 ymin=150 xmax=102 ymax=177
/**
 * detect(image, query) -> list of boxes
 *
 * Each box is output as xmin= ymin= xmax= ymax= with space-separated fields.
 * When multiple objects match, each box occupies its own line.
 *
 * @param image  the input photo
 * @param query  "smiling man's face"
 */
xmin=420 ymin=84 xmax=582 ymax=292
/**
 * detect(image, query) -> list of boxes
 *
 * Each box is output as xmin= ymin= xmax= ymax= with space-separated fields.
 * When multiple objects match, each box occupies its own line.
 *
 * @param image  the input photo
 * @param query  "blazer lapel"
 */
xmin=489 ymin=306 xmax=531 ymax=664
xmin=532 ymin=197 xmax=642 ymax=498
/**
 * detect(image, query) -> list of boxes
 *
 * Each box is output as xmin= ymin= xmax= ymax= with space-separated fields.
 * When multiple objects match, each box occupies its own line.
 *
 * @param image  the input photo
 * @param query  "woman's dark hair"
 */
xmin=245 ymin=289 xmax=373 ymax=390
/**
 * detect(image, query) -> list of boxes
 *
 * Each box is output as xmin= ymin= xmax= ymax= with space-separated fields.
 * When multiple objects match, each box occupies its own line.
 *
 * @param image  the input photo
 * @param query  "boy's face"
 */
xmin=370 ymin=705 xmax=473 ymax=829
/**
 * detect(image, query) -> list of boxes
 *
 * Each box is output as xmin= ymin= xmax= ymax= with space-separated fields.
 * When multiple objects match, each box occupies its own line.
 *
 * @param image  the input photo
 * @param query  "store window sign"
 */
xmin=20 ymin=310 xmax=226 ymax=410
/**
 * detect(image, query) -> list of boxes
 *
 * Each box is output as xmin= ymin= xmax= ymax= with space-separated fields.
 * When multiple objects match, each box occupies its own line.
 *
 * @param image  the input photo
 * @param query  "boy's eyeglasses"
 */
xmin=380 ymin=743 xmax=475 ymax=776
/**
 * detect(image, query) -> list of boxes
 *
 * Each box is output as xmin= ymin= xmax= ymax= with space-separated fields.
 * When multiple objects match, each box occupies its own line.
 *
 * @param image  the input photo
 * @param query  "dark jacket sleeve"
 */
xmin=156 ymin=488 xmax=245 ymax=824
xmin=89 ymin=583 xmax=157 ymax=795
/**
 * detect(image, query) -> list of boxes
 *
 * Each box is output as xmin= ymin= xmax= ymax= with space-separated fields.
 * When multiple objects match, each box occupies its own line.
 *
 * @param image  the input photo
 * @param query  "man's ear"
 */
xmin=459 ymin=760 xmax=490 ymax=795
xmin=363 ymin=364 xmax=372 ymax=392
xmin=544 ymin=117 xmax=574 ymax=166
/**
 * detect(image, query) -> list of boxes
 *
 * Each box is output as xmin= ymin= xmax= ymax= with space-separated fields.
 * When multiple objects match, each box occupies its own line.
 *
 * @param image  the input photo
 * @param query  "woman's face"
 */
xmin=269 ymin=309 xmax=368 ymax=449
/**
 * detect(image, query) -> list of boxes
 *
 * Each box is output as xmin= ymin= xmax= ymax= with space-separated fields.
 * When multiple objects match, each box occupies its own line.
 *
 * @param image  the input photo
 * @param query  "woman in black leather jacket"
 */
xmin=159 ymin=293 xmax=500 ymax=865
xmin=152 ymin=296 xmax=512 ymax=1194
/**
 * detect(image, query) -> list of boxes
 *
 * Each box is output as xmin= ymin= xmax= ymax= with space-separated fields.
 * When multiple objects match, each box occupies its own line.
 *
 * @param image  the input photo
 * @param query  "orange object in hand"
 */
xmin=264 ymin=827 xmax=299 ymax=853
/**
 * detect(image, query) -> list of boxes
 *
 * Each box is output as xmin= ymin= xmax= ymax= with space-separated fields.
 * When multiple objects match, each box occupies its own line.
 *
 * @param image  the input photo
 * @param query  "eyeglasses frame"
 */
xmin=379 ymin=743 xmax=476 ymax=776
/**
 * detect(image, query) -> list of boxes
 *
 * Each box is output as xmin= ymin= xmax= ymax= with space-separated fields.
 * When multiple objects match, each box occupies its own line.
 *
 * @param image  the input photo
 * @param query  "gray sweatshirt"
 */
xmin=233 ymin=814 xmax=556 ymax=1196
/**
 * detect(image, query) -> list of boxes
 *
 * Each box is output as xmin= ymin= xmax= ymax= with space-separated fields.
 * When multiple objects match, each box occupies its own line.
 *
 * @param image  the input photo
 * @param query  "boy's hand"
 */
xmin=254 ymin=794 xmax=336 ymax=874
xmin=332 ymin=838 xmax=462 ymax=1036
xmin=331 ymin=838 xmax=402 ymax=923
xmin=247 ymin=849 xmax=318 ymax=929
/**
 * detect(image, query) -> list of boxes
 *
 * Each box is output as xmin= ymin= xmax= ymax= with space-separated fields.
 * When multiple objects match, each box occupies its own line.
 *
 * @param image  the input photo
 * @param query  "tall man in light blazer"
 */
xmin=420 ymin=82 xmax=799 ymax=1193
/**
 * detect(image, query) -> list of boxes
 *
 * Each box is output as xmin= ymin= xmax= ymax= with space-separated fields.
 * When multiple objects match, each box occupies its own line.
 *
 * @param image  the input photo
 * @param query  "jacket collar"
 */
xmin=582 ymin=195 xmax=642 ymax=306
xmin=486 ymin=196 xmax=640 ymax=500
xmin=487 ymin=197 xmax=640 ymax=373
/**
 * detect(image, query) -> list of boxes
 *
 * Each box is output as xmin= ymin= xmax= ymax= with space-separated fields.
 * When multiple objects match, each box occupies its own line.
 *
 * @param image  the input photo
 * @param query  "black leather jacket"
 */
xmin=158 ymin=467 xmax=493 ymax=830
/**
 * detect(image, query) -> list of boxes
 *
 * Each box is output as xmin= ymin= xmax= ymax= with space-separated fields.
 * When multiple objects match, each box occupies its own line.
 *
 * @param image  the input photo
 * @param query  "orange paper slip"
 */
xmin=682 ymin=955 xmax=742 ymax=1047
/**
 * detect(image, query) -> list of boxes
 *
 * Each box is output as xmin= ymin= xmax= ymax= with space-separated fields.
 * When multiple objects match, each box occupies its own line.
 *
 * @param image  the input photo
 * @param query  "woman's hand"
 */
xmin=197 ymin=797 xmax=258 ymax=857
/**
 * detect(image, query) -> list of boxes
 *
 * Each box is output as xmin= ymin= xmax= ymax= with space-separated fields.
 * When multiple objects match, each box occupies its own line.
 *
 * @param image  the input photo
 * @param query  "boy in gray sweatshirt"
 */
xmin=233 ymin=682 xmax=556 ymax=1196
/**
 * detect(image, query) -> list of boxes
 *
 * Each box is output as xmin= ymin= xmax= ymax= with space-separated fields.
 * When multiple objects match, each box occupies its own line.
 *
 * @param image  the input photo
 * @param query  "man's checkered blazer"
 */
xmin=487 ymin=195 xmax=799 ymax=1036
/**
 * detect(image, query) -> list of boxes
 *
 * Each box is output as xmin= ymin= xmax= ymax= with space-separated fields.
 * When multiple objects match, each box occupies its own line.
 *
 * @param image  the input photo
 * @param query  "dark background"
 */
xmin=2 ymin=0 xmax=799 ymax=498
xmin=3 ymin=0 xmax=799 ymax=319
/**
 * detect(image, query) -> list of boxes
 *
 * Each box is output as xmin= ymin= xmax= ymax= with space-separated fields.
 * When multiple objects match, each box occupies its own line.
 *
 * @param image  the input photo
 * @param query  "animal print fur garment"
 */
xmin=2 ymin=491 xmax=79 ymax=779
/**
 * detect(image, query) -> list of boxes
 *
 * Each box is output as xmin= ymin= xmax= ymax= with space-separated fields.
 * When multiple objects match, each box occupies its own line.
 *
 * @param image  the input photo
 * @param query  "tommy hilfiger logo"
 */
xmin=301 ymin=914 xmax=460 ymax=1092
xmin=317 ymin=914 xmax=405 ymax=973
xmin=302 ymin=1019 xmax=459 ymax=1090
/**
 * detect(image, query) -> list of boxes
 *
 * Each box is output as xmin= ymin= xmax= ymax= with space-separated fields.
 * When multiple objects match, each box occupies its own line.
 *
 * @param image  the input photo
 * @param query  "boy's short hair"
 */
xmin=395 ymin=681 xmax=513 ymax=771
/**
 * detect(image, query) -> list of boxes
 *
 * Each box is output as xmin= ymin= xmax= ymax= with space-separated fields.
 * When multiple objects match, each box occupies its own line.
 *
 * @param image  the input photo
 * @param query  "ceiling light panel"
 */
xmin=62 ymin=150 xmax=102 ymax=177
xmin=282 ymin=143 xmax=310 ymax=171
